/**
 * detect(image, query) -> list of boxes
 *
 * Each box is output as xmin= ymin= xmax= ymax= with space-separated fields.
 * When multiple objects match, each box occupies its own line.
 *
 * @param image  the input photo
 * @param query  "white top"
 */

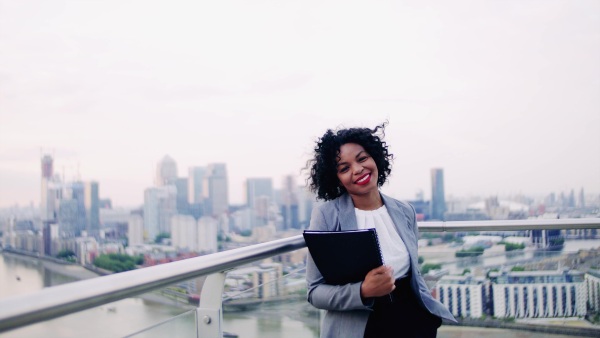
xmin=355 ymin=205 xmax=410 ymax=279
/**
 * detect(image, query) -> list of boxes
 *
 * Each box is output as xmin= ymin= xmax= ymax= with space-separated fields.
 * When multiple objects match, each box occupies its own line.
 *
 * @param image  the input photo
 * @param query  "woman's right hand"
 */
xmin=360 ymin=265 xmax=396 ymax=299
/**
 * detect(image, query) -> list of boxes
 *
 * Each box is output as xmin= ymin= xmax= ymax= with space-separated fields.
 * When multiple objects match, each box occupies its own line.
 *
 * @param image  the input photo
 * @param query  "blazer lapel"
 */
xmin=337 ymin=193 xmax=358 ymax=231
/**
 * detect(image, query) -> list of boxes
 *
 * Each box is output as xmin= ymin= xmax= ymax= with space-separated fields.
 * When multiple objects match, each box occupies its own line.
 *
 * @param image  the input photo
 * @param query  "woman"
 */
xmin=305 ymin=123 xmax=456 ymax=338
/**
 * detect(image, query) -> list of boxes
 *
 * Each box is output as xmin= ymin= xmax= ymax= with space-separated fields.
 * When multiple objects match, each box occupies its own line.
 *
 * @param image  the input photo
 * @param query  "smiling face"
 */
xmin=336 ymin=143 xmax=380 ymax=199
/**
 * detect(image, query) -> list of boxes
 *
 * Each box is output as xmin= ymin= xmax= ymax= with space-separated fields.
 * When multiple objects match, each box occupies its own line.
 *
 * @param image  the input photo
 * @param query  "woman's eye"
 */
xmin=358 ymin=157 xmax=368 ymax=162
xmin=339 ymin=167 xmax=349 ymax=173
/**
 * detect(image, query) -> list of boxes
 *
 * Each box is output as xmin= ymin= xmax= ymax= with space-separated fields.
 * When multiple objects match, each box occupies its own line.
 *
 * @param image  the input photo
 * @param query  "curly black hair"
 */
xmin=306 ymin=122 xmax=393 ymax=201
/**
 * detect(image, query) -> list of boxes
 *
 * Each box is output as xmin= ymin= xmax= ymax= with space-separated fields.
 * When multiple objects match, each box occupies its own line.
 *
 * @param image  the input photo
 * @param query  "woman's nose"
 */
xmin=352 ymin=163 xmax=364 ymax=174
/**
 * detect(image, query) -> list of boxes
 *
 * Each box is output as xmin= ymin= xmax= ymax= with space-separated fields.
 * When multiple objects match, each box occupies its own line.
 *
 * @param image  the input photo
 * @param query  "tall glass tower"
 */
xmin=155 ymin=155 xmax=178 ymax=186
xmin=203 ymin=163 xmax=229 ymax=216
xmin=430 ymin=168 xmax=446 ymax=221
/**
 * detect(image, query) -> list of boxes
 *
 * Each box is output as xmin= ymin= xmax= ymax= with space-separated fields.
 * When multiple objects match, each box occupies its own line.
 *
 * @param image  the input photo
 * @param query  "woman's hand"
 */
xmin=360 ymin=265 xmax=396 ymax=299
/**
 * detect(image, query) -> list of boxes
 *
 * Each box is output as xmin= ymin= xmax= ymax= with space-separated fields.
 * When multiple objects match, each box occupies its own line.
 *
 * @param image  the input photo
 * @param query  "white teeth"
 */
xmin=357 ymin=174 xmax=369 ymax=183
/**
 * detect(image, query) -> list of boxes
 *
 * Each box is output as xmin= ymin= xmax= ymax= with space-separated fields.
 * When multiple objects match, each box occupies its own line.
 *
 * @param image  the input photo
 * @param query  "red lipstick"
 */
xmin=355 ymin=173 xmax=371 ymax=185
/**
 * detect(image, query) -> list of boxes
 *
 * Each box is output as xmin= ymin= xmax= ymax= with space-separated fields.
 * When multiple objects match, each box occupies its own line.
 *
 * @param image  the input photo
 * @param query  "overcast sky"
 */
xmin=1 ymin=0 xmax=599 ymax=208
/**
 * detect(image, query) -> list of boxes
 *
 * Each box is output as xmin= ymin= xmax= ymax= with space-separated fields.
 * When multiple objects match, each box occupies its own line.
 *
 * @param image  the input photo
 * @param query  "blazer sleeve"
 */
xmin=305 ymin=205 xmax=374 ymax=311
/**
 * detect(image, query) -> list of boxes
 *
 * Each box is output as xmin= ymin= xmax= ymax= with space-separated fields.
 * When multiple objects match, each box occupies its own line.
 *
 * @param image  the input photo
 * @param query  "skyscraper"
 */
xmin=59 ymin=181 xmax=86 ymax=236
xmin=144 ymin=185 xmax=177 ymax=241
xmin=155 ymin=155 xmax=178 ymax=187
xmin=127 ymin=214 xmax=144 ymax=245
xmin=188 ymin=166 xmax=206 ymax=205
xmin=203 ymin=163 xmax=229 ymax=216
xmin=168 ymin=177 xmax=189 ymax=214
xmin=578 ymin=188 xmax=585 ymax=208
xmin=84 ymin=181 xmax=100 ymax=234
xmin=41 ymin=155 xmax=61 ymax=222
xmin=431 ymin=168 xmax=446 ymax=221
xmin=280 ymin=175 xmax=299 ymax=230
xmin=246 ymin=178 xmax=273 ymax=208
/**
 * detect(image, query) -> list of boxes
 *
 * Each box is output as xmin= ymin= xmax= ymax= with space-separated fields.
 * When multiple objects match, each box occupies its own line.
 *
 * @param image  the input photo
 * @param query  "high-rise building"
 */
xmin=84 ymin=181 xmax=100 ymax=234
xmin=254 ymin=195 xmax=272 ymax=226
xmin=58 ymin=182 xmax=86 ymax=237
xmin=41 ymin=155 xmax=61 ymax=222
xmin=198 ymin=216 xmax=218 ymax=253
xmin=578 ymin=188 xmax=585 ymax=208
xmin=170 ymin=215 xmax=218 ymax=253
xmin=568 ymin=189 xmax=576 ymax=208
xmin=43 ymin=222 xmax=59 ymax=256
xmin=127 ymin=214 xmax=144 ymax=245
xmin=171 ymin=214 xmax=197 ymax=251
xmin=297 ymin=186 xmax=316 ymax=228
xmin=279 ymin=175 xmax=299 ymax=230
xmin=203 ymin=163 xmax=229 ymax=216
xmin=155 ymin=155 xmax=178 ymax=187
xmin=431 ymin=168 xmax=446 ymax=221
xmin=144 ymin=186 xmax=177 ymax=242
xmin=167 ymin=177 xmax=189 ymax=214
xmin=188 ymin=167 xmax=206 ymax=205
xmin=245 ymin=178 xmax=273 ymax=208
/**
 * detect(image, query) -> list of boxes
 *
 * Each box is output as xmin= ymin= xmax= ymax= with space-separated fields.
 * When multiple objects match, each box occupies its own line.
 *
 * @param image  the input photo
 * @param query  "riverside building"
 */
xmin=586 ymin=269 xmax=600 ymax=314
xmin=435 ymin=275 xmax=489 ymax=318
xmin=488 ymin=269 xmax=587 ymax=318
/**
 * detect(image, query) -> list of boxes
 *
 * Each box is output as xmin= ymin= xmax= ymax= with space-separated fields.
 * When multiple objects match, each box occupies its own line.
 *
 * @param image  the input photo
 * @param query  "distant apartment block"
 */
xmin=488 ymin=270 xmax=587 ymax=318
xmin=586 ymin=270 xmax=600 ymax=314
xmin=435 ymin=275 xmax=489 ymax=318
xmin=226 ymin=262 xmax=285 ymax=300
xmin=127 ymin=214 xmax=144 ymax=246
xmin=170 ymin=215 xmax=218 ymax=253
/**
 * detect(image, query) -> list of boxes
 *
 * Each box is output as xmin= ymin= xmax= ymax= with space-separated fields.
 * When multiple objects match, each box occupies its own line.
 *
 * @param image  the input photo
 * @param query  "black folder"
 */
xmin=303 ymin=228 xmax=384 ymax=285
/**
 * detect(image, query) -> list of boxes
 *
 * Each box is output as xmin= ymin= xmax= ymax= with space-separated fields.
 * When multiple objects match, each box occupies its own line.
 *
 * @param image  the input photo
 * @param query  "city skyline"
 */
xmin=1 ymin=152 xmax=597 ymax=210
xmin=1 ymin=1 xmax=599 ymax=208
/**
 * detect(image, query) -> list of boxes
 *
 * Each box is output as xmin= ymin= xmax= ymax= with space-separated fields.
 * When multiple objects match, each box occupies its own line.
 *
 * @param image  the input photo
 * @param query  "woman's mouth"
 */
xmin=355 ymin=173 xmax=371 ymax=185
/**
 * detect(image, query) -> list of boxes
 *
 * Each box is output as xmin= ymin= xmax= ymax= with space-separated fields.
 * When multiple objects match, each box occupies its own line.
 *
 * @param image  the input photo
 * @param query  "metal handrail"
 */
xmin=0 ymin=218 xmax=598 ymax=333
xmin=418 ymin=218 xmax=600 ymax=232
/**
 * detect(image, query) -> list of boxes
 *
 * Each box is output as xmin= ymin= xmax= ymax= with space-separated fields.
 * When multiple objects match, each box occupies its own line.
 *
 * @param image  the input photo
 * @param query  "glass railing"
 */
xmin=126 ymin=309 xmax=197 ymax=338
xmin=220 ymin=262 xmax=320 ymax=338
xmin=119 ymin=261 xmax=320 ymax=338
xmin=0 ymin=219 xmax=598 ymax=338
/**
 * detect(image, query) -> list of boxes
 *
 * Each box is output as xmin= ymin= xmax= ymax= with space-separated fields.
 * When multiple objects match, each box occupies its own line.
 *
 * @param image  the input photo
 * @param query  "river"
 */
xmin=1 ymin=239 xmax=598 ymax=338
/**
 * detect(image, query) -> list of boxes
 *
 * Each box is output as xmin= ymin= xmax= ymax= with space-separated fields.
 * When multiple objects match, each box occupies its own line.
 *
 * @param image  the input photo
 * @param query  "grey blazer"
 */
xmin=306 ymin=193 xmax=456 ymax=338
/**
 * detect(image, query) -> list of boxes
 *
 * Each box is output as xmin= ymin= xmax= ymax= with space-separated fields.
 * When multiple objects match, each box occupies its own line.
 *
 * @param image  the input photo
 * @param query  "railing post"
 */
xmin=197 ymin=272 xmax=226 ymax=338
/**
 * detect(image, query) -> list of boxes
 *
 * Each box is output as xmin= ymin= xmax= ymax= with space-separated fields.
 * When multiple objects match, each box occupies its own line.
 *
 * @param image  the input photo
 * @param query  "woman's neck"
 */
xmin=350 ymin=190 xmax=383 ymax=211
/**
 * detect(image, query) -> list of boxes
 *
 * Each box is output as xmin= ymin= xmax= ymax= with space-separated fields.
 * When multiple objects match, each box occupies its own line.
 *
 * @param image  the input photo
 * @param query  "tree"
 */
xmin=154 ymin=232 xmax=171 ymax=244
xmin=499 ymin=241 xmax=525 ymax=251
xmin=421 ymin=263 xmax=442 ymax=274
xmin=93 ymin=253 xmax=141 ymax=273
xmin=486 ymin=268 xmax=499 ymax=279
xmin=56 ymin=250 xmax=76 ymax=263
xmin=455 ymin=246 xmax=485 ymax=258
